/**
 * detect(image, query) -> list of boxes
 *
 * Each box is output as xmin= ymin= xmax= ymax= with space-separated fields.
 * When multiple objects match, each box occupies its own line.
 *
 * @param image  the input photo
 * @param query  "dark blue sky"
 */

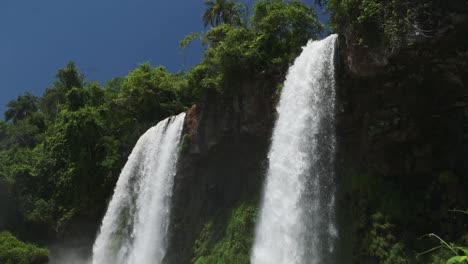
xmin=0 ymin=0 xmax=325 ymax=115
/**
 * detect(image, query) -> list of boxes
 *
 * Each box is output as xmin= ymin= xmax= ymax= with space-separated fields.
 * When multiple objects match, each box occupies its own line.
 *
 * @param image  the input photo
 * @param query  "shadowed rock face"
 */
xmin=342 ymin=1 xmax=468 ymax=77
xmin=166 ymin=78 xmax=276 ymax=264
xmin=335 ymin=22 xmax=468 ymax=262
xmin=336 ymin=22 xmax=468 ymax=186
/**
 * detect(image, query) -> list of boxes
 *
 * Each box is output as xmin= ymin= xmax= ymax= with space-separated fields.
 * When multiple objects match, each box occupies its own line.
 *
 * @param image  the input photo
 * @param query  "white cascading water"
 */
xmin=251 ymin=34 xmax=338 ymax=264
xmin=91 ymin=112 xmax=186 ymax=264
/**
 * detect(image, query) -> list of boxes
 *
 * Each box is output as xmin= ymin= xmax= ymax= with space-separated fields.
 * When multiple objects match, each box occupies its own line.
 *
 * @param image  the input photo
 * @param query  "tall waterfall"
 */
xmin=251 ymin=34 xmax=338 ymax=264
xmin=91 ymin=112 xmax=186 ymax=264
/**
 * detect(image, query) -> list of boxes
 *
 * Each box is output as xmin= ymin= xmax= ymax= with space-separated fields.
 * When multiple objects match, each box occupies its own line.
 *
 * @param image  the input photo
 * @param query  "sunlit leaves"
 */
xmin=0 ymin=231 xmax=49 ymax=264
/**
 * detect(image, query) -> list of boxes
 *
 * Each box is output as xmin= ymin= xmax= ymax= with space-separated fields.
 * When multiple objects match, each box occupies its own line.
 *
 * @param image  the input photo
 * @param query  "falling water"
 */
xmin=91 ymin=112 xmax=186 ymax=264
xmin=251 ymin=34 xmax=338 ymax=264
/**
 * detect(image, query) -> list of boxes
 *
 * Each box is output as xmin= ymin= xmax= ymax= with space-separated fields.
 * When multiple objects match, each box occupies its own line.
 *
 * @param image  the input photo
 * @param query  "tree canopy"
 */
xmin=202 ymin=0 xmax=244 ymax=27
xmin=4 ymin=93 xmax=39 ymax=123
xmin=0 ymin=231 xmax=48 ymax=264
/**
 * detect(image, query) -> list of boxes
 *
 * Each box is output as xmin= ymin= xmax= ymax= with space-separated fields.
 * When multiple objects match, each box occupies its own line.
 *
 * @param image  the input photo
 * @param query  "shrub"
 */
xmin=192 ymin=203 xmax=257 ymax=264
xmin=0 ymin=231 xmax=49 ymax=264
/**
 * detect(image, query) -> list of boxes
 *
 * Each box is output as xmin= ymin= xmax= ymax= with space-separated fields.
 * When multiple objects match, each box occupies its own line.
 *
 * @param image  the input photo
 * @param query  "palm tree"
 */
xmin=4 ymin=92 xmax=39 ymax=123
xmin=202 ymin=0 xmax=243 ymax=28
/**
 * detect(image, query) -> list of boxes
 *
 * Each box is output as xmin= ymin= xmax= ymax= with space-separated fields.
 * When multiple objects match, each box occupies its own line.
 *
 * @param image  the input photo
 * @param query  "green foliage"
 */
xmin=202 ymin=0 xmax=245 ymax=28
xmin=0 ymin=231 xmax=49 ymax=264
xmin=55 ymin=61 xmax=83 ymax=91
xmin=323 ymin=0 xmax=421 ymax=47
xmin=251 ymin=0 xmax=323 ymax=69
xmin=66 ymin=87 xmax=88 ymax=111
xmin=323 ymin=0 xmax=465 ymax=48
xmin=362 ymin=212 xmax=408 ymax=264
xmin=419 ymin=209 xmax=468 ymax=264
xmin=180 ymin=33 xmax=202 ymax=49
xmin=0 ymin=116 xmax=45 ymax=149
xmin=430 ymin=248 xmax=456 ymax=264
xmin=184 ymin=63 xmax=221 ymax=104
xmin=40 ymin=87 xmax=66 ymax=121
xmin=447 ymin=254 xmax=468 ymax=264
xmin=434 ymin=246 xmax=468 ymax=264
xmin=347 ymin=164 xmax=468 ymax=263
xmin=4 ymin=93 xmax=39 ymax=123
xmin=179 ymin=134 xmax=191 ymax=154
xmin=419 ymin=233 xmax=468 ymax=264
xmin=203 ymin=25 xmax=260 ymax=91
xmin=185 ymin=0 xmax=322 ymax=99
xmin=118 ymin=63 xmax=187 ymax=121
xmin=0 ymin=60 xmax=193 ymax=236
xmin=193 ymin=222 xmax=215 ymax=260
xmin=192 ymin=203 xmax=257 ymax=264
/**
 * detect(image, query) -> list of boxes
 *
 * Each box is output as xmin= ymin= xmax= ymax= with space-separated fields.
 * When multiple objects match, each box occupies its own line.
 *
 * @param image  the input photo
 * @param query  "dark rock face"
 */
xmin=341 ymin=29 xmax=393 ymax=77
xmin=166 ymin=78 xmax=277 ymax=264
xmin=337 ymin=23 xmax=468 ymax=178
xmin=343 ymin=2 xmax=468 ymax=77
xmin=336 ymin=21 xmax=468 ymax=262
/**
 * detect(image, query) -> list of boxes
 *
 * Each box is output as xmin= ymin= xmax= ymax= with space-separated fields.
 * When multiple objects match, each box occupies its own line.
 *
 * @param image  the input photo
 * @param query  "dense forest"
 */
xmin=0 ymin=0 xmax=467 ymax=263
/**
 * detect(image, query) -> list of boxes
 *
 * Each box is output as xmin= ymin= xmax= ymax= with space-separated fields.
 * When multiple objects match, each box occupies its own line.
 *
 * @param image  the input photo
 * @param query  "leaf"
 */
xmin=180 ymin=33 xmax=201 ymax=49
xmin=454 ymin=246 xmax=468 ymax=256
xmin=447 ymin=256 xmax=468 ymax=264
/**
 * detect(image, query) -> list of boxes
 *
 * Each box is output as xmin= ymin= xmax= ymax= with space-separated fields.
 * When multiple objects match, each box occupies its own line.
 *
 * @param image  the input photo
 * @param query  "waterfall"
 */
xmin=251 ymin=34 xmax=338 ymax=264
xmin=91 ymin=112 xmax=186 ymax=264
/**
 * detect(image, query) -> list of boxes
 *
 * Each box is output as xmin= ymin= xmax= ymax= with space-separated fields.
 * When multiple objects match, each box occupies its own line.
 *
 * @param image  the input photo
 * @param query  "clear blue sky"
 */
xmin=0 ymin=0 xmax=326 ymax=115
